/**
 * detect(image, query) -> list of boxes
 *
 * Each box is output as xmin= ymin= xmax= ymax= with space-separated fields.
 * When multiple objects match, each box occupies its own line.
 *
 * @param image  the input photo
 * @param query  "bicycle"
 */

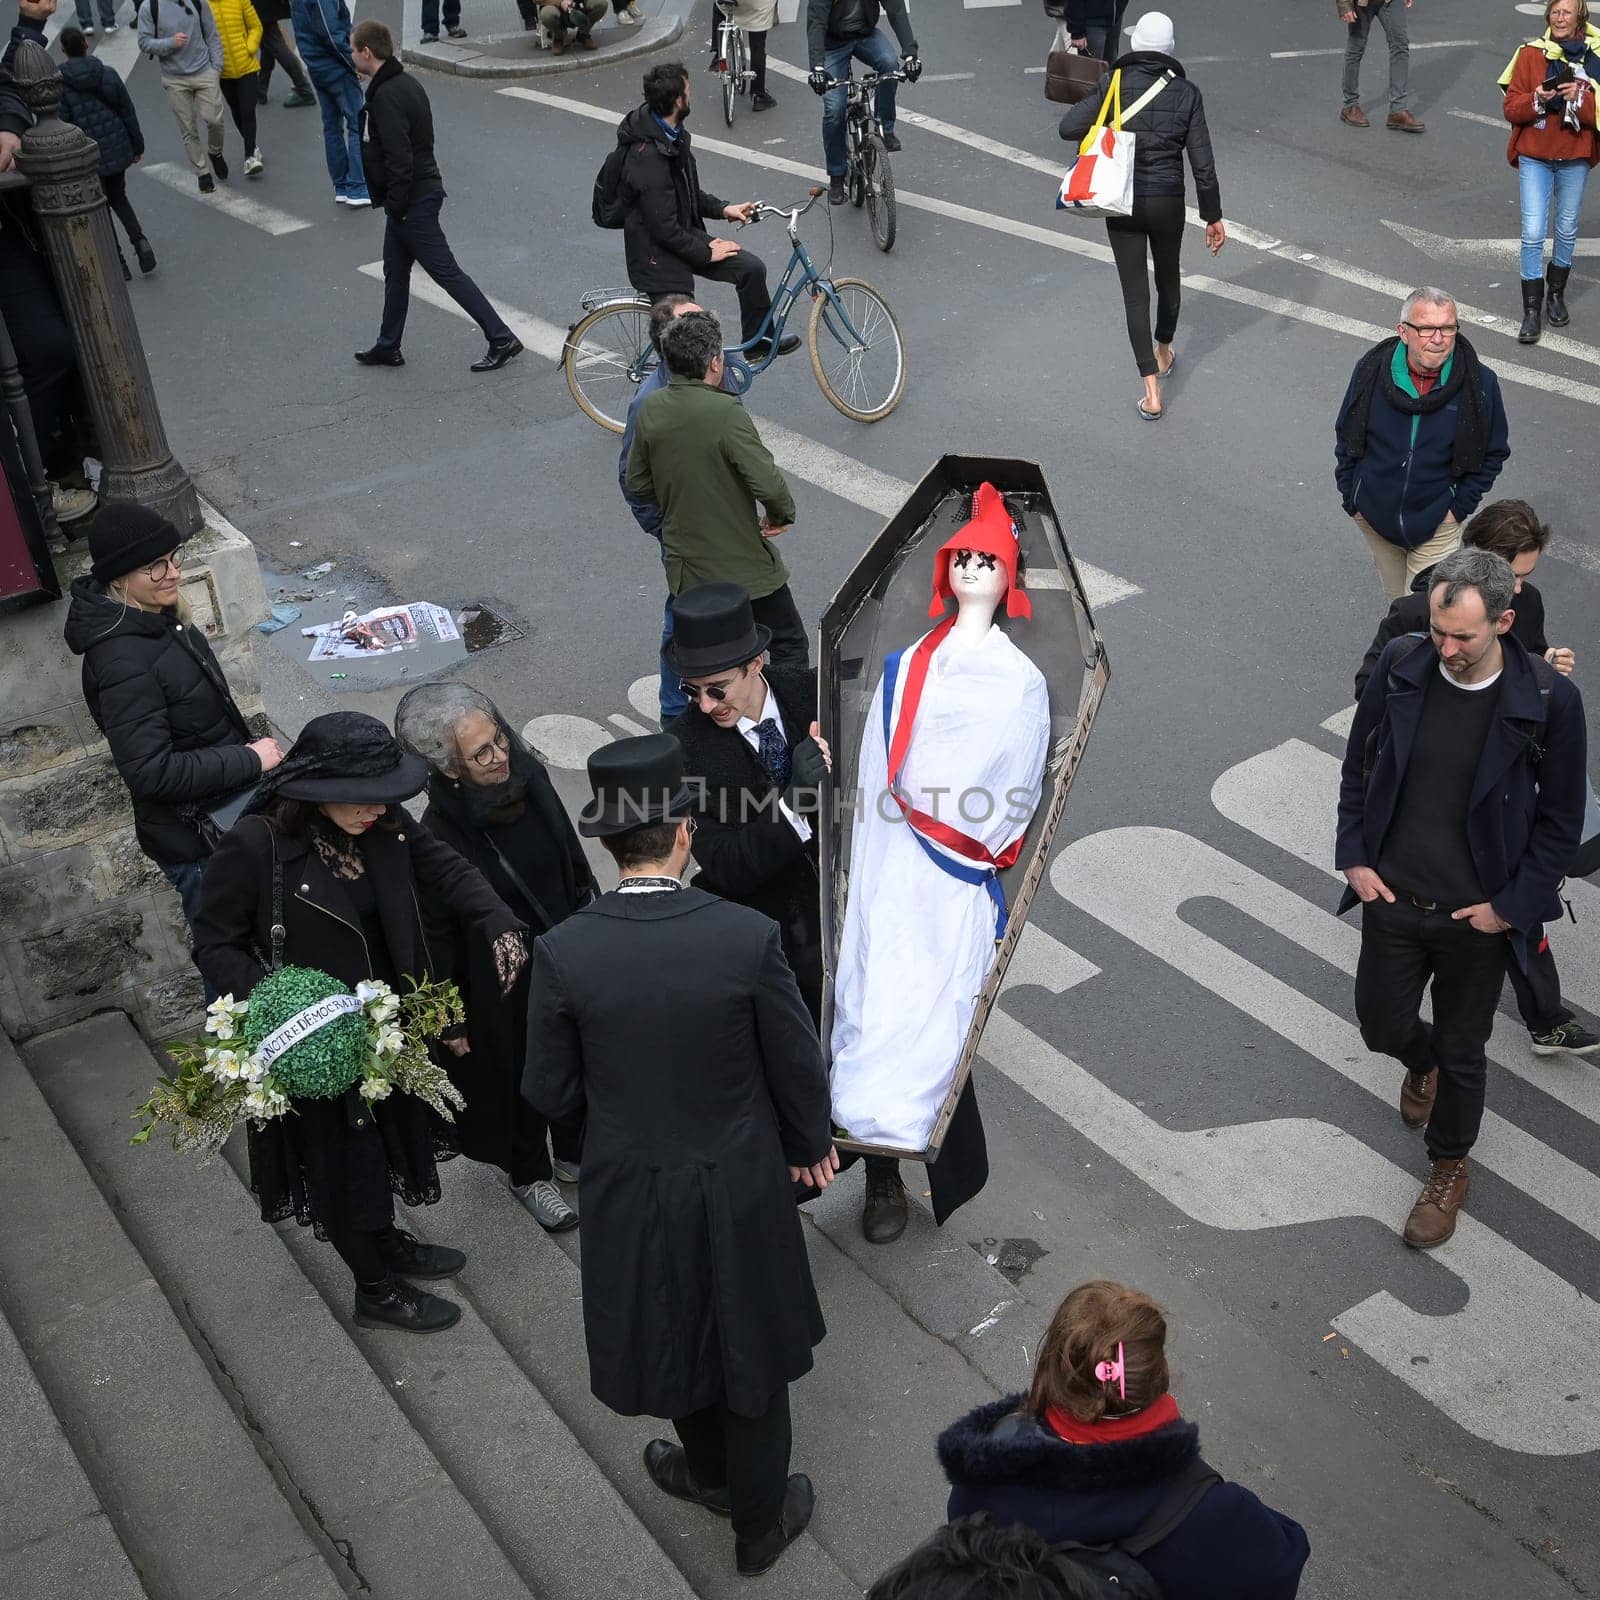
xmin=563 ymin=188 xmax=907 ymax=431
xmin=712 ymin=0 xmax=751 ymax=127
xmin=826 ymin=68 xmax=905 ymax=254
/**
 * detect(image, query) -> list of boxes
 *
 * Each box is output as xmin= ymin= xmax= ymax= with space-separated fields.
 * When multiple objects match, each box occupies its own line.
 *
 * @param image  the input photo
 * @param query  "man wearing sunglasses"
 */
xmin=1335 ymin=286 xmax=1510 ymax=600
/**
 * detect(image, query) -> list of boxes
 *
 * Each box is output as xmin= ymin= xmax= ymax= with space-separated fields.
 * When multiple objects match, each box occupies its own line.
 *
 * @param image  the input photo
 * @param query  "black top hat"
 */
xmin=257 ymin=712 xmax=430 ymax=807
xmin=580 ymin=732 xmax=695 ymax=838
xmin=662 ymin=582 xmax=772 ymax=678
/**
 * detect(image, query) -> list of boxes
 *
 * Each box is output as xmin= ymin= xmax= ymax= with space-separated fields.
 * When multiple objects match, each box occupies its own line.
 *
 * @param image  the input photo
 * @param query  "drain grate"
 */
xmin=971 ymin=1237 xmax=1050 ymax=1286
xmin=458 ymin=603 xmax=525 ymax=653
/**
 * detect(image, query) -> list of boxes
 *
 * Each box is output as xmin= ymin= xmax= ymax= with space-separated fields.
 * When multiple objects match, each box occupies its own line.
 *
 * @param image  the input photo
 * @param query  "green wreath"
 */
xmin=242 ymin=966 xmax=368 ymax=1099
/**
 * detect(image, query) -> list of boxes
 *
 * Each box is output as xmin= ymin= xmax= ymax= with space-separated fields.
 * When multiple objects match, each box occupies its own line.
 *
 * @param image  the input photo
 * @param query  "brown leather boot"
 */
xmin=1403 ymin=1157 xmax=1470 ymax=1249
xmin=1339 ymin=104 xmax=1370 ymax=128
xmin=1398 ymin=1068 xmax=1437 ymax=1130
xmin=1386 ymin=109 xmax=1426 ymax=133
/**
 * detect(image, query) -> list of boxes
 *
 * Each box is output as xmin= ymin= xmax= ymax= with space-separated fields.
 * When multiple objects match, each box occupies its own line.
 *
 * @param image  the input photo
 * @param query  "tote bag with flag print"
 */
xmin=1056 ymin=68 xmax=1172 ymax=218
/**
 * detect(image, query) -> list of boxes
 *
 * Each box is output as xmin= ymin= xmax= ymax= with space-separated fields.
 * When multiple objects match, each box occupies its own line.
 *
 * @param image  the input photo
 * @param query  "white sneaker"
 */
xmin=51 ymin=483 xmax=98 ymax=523
xmin=244 ymin=148 xmax=263 ymax=177
xmin=617 ymin=1 xmax=643 ymax=20
xmin=344 ymin=194 xmax=371 ymax=208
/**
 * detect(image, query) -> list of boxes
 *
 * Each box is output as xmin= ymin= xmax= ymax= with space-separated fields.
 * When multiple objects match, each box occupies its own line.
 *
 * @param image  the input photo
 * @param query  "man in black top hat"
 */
xmin=524 ymin=733 xmax=835 ymax=1577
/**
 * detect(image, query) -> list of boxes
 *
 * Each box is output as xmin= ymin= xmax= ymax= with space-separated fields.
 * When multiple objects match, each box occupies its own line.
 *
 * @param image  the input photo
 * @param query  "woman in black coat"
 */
xmin=192 ymin=712 xmax=526 ymax=1335
xmin=939 ymin=1280 xmax=1309 ymax=1600
xmin=395 ymin=682 xmax=598 ymax=1234
xmin=1059 ymin=10 xmax=1226 ymax=420
xmin=63 ymin=505 xmax=282 ymax=947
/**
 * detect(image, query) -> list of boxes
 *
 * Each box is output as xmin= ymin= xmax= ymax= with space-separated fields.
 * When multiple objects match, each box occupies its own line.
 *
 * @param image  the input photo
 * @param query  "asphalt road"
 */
xmin=89 ymin=0 xmax=1600 ymax=1591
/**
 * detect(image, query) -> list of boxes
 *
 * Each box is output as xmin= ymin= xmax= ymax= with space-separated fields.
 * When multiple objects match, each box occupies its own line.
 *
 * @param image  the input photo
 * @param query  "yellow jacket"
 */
xmin=210 ymin=0 xmax=262 ymax=79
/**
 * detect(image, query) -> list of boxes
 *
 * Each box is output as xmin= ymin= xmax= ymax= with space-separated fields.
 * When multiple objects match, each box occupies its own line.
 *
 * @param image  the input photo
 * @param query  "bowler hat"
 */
xmin=89 ymin=502 xmax=185 ymax=585
xmin=662 ymin=583 xmax=771 ymax=677
xmin=579 ymin=732 xmax=694 ymax=837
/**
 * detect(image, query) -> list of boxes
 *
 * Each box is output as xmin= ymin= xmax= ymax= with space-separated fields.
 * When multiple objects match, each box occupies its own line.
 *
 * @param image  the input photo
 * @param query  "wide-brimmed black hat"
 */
xmin=662 ymin=582 xmax=771 ymax=677
xmin=579 ymin=732 xmax=694 ymax=837
xmin=257 ymin=711 xmax=429 ymax=807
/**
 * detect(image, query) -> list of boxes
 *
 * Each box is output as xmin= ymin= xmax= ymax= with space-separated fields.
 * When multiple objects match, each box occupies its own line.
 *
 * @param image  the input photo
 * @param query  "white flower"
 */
xmin=357 ymin=981 xmax=399 ymax=1022
xmin=205 ymin=995 xmax=249 ymax=1036
xmin=205 ymin=1048 xmax=244 ymax=1081
xmin=355 ymin=979 xmax=391 ymax=1006
xmin=238 ymin=1054 xmax=266 ymax=1085
xmin=374 ymin=1023 xmax=405 ymax=1058
xmin=358 ymin=1075 xmax=393 ymax=1102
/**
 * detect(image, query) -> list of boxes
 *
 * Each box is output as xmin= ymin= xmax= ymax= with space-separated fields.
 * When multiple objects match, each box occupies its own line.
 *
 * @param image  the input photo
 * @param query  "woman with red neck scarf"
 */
xmin=937 ymin=1281 xmax=1310 ymax=1599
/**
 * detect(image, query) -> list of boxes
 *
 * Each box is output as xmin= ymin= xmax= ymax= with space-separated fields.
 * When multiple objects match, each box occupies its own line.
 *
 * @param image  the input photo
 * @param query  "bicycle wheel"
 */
xmin=849 ymin=125 xmax=867 ymax=207
xmin=564 ymin=300 xmax=652 ymax=434
xmin=722 ymin=55 xmax=736 ymax=125
xmin=808 ymin=276 xmax=907 ymax=423
xmin=863 ymin=134 xmax=896 ymax=252
xmin=734 ymin=27 xmax=748 ymax=97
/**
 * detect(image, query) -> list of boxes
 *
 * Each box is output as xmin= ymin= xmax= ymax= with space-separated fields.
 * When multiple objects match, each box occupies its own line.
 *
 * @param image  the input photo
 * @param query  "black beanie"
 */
xmin=89 ymin=502 xmax=184 ymax=585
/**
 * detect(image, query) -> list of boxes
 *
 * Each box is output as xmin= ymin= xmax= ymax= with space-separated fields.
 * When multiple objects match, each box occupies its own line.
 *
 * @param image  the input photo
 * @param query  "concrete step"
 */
xmin=0 ymin=1301 xmax=148 ymax=1600
xmin=0 ymin=1029 xmax=347 ymax=1600
xmin=23 ymin=1010 xmax=536 ymax=1600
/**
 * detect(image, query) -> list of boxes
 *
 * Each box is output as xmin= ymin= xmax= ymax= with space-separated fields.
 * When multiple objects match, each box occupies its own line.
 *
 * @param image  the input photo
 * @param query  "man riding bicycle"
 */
xmin=806 ymin=0 xmax=921 ymax=206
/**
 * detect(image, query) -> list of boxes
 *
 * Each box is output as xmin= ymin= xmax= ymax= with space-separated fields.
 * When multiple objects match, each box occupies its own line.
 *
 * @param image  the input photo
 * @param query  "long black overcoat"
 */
xmin=524 ymin=887 xmax=832 ymax=1420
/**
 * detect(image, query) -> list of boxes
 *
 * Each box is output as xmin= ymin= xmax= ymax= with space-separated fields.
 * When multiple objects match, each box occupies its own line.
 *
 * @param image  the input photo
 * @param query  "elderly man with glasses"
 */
xmin=1335 ymin=286 xmax=1511 ymax=599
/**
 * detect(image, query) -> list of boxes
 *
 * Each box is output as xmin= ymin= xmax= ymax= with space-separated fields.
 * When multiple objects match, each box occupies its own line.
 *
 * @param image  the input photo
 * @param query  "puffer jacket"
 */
xmin=209 ymin=0 xmax=263 ymax=79
xmin=1059 ymin=50 xmax=1222 ymax=223
xmin=614 ymin=102 xmax=729 ymax=297
xmin=63 ymin=578 xmax=260 ymax=865
xmin=58 ymin=56 xmax=144 ymax=175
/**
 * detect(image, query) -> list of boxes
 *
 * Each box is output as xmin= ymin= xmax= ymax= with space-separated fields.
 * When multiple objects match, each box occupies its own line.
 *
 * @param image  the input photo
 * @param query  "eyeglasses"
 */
xmin=1402 ymin=321 xmax=1459 ymax=341
xmin=468 ymin=729 xmax=511 ymax=767
xmin=139 ymin=552 xmax=182 ymax=580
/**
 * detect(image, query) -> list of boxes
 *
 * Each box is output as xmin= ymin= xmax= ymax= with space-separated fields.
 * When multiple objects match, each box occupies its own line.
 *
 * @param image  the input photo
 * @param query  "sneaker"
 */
xmin=353 ymin=1278 xmax=462 ymax=1333
xmin=446 ymin=24 xmax=467 ymax=36
xmin=198 ymin=172 xmax=215 ymax=193
xmin=284 ymin=86 xmax=317 ymax=106
xmin=513 ymin=1178 xmax=579 ymax=1232
xmin=880 ymin=130 xmax=901 ymax=152
xmin=1402 ymin=1156 xmax=1470 ymax=1249
xmin=1530 ymin=1021 xmax=1600 ymax=1058
xmin=344 ymin=193 xmax=372 ymax=208
xmin=751 ymin=89 xmax=776 ymax=112
xmin=102 ymin=20 xmax=117 ymax=29
xmin=827 ymin=178 xmax=846 ymax=205
xmin=552 ymin=1157 xmax=581 ymax=1184
xmin=85 ymin=21 xmax=97 ymax=32
xmin=420 ymin=28 xmax=438 ymax=40
xmin=377 ymin=1227 xmax=466 ymax=1279
xmin=210 ymin=152 xmax=229 ymax=180
xmin=51 ymin=483 xmax=98 ymax=523
xmin=244 ymin=148 xmax=263 ymax=177
xmin=617 ymin=1 xmax=644 ymax=21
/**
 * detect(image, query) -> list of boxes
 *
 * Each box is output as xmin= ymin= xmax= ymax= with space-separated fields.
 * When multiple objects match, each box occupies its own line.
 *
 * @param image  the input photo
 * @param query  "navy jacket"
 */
xmin=59 ymin=56 xmax=144 ymax=176
xmin=1333 ymin=358 xmax=1510 ymax=549
xmin=939 ymin=1397 xmax=1309 ymax=1600
xmin=1336 ymin=633 xmax=1587 ymax=958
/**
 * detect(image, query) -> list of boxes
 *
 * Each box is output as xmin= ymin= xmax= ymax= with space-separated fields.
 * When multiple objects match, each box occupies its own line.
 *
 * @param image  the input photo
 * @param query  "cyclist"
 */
xmin=805 ymin=0 xmax=921 ymax=206
xmin=615 ymin=62 xmax=799 ymax=356
xmin=709 ymin=0 xmax=776 ymax=113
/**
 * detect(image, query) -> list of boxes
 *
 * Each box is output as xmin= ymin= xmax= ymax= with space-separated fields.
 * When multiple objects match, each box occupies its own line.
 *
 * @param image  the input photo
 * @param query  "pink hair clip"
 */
xmin=1095 ymin=1342 xmax=1127 ymax=1400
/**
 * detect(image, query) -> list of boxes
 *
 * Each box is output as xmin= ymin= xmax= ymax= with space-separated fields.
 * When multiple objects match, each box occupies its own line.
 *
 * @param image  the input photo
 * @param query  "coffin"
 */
xmin=818 ymin=455 xmax=1110 ymax=1160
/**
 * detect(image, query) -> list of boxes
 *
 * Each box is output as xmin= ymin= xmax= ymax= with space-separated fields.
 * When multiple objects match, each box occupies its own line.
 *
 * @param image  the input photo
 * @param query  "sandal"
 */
xmin=1137 ymin=398 xmax=1164 ymax=421
xmin=1157 ymin=349 xmax=1177 ymax=380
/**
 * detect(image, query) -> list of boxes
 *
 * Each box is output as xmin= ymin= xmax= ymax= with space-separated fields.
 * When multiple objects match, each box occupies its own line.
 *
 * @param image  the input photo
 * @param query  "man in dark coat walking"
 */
xmin=525 ymin=733 xmax=835 ymax=1577
xmin=350 ymin=20 xmax=521 ymax=373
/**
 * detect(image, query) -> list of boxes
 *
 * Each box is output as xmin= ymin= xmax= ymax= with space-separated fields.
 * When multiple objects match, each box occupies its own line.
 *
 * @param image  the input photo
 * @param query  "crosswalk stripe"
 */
xmin=353 ymin=261 xmax=1143 ymax=613
xmin=139 ymin=162 xmax=313 ymax=235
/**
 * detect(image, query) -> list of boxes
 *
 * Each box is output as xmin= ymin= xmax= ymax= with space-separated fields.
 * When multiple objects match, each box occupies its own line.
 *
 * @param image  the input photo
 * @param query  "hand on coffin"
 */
xmin=789 ymin=1145 xmax=841 ymax=1191
xmin=784 ymin=728 xmax=831 ymax=814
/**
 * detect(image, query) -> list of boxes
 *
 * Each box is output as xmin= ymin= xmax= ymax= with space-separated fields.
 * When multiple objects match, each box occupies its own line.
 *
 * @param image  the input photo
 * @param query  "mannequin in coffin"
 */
xmin=830 ymin=483 xmax=1051 ymax=1152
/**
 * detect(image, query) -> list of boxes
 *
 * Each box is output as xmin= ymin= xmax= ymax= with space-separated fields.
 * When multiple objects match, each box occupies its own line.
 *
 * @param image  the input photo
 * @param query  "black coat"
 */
xmin=940 ymin=1397 xmax=1311 ymax=1600
xmin=1059 ymin=51 xmax=1222 ymax=223
xmin=614 ymin=103 xmax=729 ymax=299
xmin=58 ymin=56 xmax=144 ymax=176
xmin=1354 ymin=571 xmax=1549 ymax=700
xmin=64 ymin=577 xmax=258 ymax=866
xmin=666 ymin=664 xmax=821 ymax=1015
xmin=360 ymin=56 xmax=444 ymax=217
xmin=524 ymin=887 xmax=832 ymax=1418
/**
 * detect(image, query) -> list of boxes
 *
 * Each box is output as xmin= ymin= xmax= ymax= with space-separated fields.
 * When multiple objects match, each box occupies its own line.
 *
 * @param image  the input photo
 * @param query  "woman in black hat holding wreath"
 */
xmin=192 ymin=711 xmax=525 ymax=1334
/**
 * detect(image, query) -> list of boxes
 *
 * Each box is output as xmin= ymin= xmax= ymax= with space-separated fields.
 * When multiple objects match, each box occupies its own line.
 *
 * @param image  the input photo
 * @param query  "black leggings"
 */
xmin=101 ymin=170 xmax=146 ymax=248
xmin=327 ymin=1221 xmax=400 ymax=1291
xmin=710 ymin=11 xmax=768 ymax=94
xmin=1105 ymin=193 xmax=1186 ymax=377
xmin=219 ymin=72 xmax=259 ymax=156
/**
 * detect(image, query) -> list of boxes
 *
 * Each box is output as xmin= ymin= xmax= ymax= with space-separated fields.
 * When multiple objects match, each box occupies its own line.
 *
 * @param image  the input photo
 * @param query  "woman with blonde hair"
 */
xmin=938 ymin=1280 xmax=1310 ymax=1598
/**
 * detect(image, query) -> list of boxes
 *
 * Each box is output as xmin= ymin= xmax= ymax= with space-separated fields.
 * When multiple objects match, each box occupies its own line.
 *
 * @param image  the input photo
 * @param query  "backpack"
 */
xmin=592 ymin=140 xmax=633 ymax=229
xmin=1052 ymin=1456 xmax=1221 ymax=1599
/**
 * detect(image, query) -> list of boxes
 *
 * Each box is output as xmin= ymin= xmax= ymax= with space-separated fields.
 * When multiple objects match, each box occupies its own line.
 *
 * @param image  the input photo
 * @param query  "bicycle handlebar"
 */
xmin=746 ymin=187 xmax=826 ymax=226
xmin=820 ymin=69 xmax=909 ymax=91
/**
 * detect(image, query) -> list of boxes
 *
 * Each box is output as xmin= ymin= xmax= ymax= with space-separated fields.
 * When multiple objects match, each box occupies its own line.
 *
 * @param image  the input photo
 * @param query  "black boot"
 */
xmin=352 ymin=1277 xmax=461 ymax=1333
xmin=1518 ymin=277 xmax=1544 ymax=344
xmin=134 ymin=236 xmax=157 ymax=274
xmin=642 ymin=1440 xmax=732 ymax=1516
xmin=735 ymin=1474 xmax=815 ymax=1576
xmin=861 ymin=1157 xmax=908 ymax=1244
xmin=1546 ymin=261 xmax=1572 ymax=328
xmin=376 ymin=1226 xmax=467 ymax=1279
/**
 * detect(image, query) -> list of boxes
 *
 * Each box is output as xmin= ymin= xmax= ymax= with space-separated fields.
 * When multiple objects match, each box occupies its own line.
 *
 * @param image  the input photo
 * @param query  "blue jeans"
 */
xmin=161 ymin=860 xmax=219 ymax=1004
xmin=1519 ymin=156 xmax=1589 ymax=279
xmin=822 ymin=30 xmax=901 ymax=179
xmin=308 ymin=65 xmax=367 ymax=198
xmin=658 ymin=589 xmax=687 ymax=721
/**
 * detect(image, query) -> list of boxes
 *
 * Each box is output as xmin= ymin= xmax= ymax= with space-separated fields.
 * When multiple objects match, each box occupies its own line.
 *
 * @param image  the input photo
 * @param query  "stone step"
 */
xmin=0 ymin=1029 xmax=347 ymax=1600
xmin=23 ymin=1011 xmax=536 ymax=1600
xmin=0 ymin=1301 xmax=148 ymax=1600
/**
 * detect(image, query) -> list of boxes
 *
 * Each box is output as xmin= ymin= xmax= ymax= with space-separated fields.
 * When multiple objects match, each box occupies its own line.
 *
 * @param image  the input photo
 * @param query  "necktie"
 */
xmin=754 ymin=718 xmax=791 ymax=789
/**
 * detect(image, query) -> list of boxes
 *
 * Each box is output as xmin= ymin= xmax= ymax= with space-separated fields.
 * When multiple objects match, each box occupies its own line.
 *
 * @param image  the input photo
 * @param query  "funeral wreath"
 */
xmin=132 ymin=966 xmax=467 ymax=1156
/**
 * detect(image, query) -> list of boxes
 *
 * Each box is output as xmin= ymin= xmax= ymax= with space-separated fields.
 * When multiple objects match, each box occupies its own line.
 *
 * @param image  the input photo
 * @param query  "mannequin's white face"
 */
xmin=949 ymin=547 xmax=1008 ymax=611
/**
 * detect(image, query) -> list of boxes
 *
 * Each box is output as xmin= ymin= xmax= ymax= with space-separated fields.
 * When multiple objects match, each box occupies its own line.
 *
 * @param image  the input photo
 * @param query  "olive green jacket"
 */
xmin=626 ymin=374 xmax=798 ymax=600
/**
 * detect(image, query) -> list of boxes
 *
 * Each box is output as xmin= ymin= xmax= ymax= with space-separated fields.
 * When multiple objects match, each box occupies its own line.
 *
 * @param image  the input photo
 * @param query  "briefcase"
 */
xmin=1045 ymin=23 xmax=1106 ymax=105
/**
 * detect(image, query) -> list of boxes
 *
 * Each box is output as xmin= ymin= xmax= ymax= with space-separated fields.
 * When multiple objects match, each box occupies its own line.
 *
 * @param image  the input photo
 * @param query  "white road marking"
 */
xmin=1448 ymin=108 xmax=1507 ymax=129
xmin=608 ymin=713 xmax=651 ymax=734
xmin=521 ymin=712 xmax=612 ymax=767
xmin=1320 ymin=705 xmax=1357 ymax=739
xmin=918 ymin=72 xmax=977 ymax=83
xmin=357 ymin=261 xmax=1142 ymax=615
xmin=1384 ymin=215 xmax=1600 ymax=265
xmin=993 ymin=916 xmax=1600 ymax=1456
xmin=1272 ymin=38 xmax=1482 ymax=58
xmin=140 ymin=162 xmax=313 ymax=235
xmin=626 ymin=676 xmax=663 ymax=725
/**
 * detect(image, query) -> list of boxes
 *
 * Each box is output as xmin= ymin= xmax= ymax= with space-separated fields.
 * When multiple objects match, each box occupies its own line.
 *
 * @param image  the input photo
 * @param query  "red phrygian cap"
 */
xmin=927 ymin=482 xmax=1032 ymax=621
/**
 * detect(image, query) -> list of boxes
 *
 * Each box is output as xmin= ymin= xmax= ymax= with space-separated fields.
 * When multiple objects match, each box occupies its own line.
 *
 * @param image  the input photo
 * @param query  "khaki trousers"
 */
xmin=163 ymin=70 xmax=226 ymax=176
xmin=1354 ymin=512 xmax=1461 ymax=601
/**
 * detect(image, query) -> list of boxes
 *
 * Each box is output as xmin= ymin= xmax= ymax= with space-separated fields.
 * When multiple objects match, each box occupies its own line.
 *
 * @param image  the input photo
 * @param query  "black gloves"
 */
xmin=784 ymin=735 xmax=830 ymax=814
xmin=902 ymin=54 xmax=922 ymax=83
xmin=808 ymin=65 xmax=829 ymax=94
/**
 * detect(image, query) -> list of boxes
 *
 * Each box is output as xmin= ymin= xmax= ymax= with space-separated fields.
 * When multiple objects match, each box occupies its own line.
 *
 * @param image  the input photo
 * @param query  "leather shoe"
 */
xmin=1403 ymin=1156 xmax=1469 ymax=1249
xmin=1387 ymin=109 xmax=1425 ymax=133
xmin=746 ymin=333 xmax=801 ymax=360
xmin=735 ymin=1474 xmax=814 ymax=1576
xmin=354 ymin=344 xmax=405 ymax=366
xmin=1399 ymin=1068 xmax=1436 ymax=1130
xmin=471 ymin=336 xmax=523 ymax=372
xmin=377 ymin=1227 xmax=466 ymax=1279
xmin=642 ymin=1440 xmax=731 ymax=1517
xmin=862 ymin=1162 xmax=907 ymax=1244
xmin=1338 ymin=104 xmax=1369 ymax=128
xmin=579 ymin=31 xmax=597 ymax=48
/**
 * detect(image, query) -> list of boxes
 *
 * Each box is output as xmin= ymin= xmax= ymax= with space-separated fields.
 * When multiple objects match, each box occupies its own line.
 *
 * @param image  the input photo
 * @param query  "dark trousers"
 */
xmin=1104 ymin=193 xmax=1185 ymax=377
xmin=710 ymin=11 xmax=769 ymax=94
xmin=1354 ymin=896 xmax=1508 ymax=1160
xmin=673 ymin=1385 xmax=791 ymax=1540
xmin=421 ymin=0 xmax=461 ymax=32
xmin=1504 ymin=924 xmax=1573 ymax=1033
xmin=1080 ymin=3 xmax=1128 ymax=63
xmin=661 ymin=249 xmax=774 ymax=345
xmin=377 ymin=191 xmax=512 ymax=350
xmin=749 ymin=583 xmax=809 ymax=669
xmin=101 ymin=170 xmax=147 ymax=256
xmin=327 ymin=1220 xmax=403 ymax=1290
xmin=219 ymin=72 xmax=259 ymax=154
xmin=511 ymin=1101 xmax=584 ymax=1187
xmin=257 ymin=18 xmax=311 ymax=95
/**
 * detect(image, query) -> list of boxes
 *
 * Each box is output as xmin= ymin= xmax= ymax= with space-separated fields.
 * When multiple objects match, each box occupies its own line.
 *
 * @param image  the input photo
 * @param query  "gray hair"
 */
xmin=394 ymin=681 xmax=502 ymax=775
xmin=1400 ymin=285 xmax=1456 ymax=323
xmin=1430 ymin=547 xmax=1515 ymax=622
xmin=659 ymin=309 xmax=722 ymax=378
